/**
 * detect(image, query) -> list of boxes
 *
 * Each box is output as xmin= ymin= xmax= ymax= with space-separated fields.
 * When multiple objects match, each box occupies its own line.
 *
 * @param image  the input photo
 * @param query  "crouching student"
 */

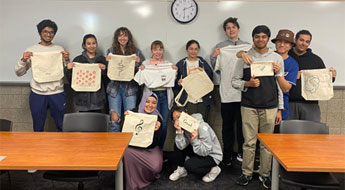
xmin=169 ymin=107 xmax=223 ymax=183
xmin=122 ymin=91 xmax=163 ymax=190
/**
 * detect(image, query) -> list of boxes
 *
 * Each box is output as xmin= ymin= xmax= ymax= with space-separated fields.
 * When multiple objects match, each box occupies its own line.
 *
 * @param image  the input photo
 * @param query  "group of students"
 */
xmin=15 ymin=17 xmax=337 ymax=190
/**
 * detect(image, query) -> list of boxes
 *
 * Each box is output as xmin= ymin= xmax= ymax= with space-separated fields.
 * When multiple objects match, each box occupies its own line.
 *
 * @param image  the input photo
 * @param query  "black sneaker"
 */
xmin=237 ymin=174 xmax=252 ymax=186
xmin=221 ymin=159 xmax=232 ymax=166
xmin=259 ymin=175 xmax=271 ymax=189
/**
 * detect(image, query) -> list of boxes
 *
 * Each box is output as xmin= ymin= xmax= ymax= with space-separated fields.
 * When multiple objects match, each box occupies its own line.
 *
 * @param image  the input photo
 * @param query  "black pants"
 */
xmin=172 ymin=144 xmax=216 ymax=176
xmin=221 ymin=102 xmax=243 ymax=160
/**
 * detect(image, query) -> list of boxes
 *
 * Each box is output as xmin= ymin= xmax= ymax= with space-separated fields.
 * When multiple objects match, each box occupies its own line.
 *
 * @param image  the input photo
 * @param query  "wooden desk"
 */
xmin=0 ymin=132 xmax=132 ymax=190
xmin=257 ymin=134 xmax=345 ymax=190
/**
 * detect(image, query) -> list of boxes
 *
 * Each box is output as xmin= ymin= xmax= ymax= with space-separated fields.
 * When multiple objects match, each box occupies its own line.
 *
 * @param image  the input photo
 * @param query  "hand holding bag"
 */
xmin=71 ymin=63 xmax=101 ymax=92
xmin=175 ymin=70 xmax=214 ymax=107
xmin=301 ymin=69 xmax=333 ymax=100
xmin=122 ymin=111 xmax=157 ymax=148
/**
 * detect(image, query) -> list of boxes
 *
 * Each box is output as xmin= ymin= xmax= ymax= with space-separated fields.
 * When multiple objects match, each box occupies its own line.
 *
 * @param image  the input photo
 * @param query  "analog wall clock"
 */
xmin=171 ymin=0 xmax=198 ymax=24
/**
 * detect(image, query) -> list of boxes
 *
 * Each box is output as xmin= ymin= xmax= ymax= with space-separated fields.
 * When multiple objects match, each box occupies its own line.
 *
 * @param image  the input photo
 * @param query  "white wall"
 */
xmin=1 ymin=0 xmax=344 ymax=86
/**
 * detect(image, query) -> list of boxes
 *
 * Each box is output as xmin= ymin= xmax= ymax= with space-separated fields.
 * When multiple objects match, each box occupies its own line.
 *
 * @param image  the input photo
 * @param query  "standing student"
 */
xmin=106 ymin=27 xmax=145 ymax=132
xmin=210 ymin=17 xmax=250 ymax=165
xmin=15 ymin=19 xmax=70 ymax=132
xmin=123 ymin=91 xmax=163 ymax=190
xmin=232 ymin=25 xmax=284 ymax=189
xmin=175 ymin=40 xmax=213 ymax=121
xmin=169 ymin=107 xmax=223 ymax=183
xmin=288 ymin=30 xmax=337 ymax=122
xmin=66 ymin=34 xmax=108 ymax=113
xmin=239 ymin=29 xmax=299 ymax=121
xmin=138 ymin=40 xmax=177 ymax=149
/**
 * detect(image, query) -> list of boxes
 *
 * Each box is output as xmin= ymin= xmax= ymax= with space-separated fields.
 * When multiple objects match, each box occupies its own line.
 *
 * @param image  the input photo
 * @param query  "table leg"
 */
xmin=271 ymin=157 xmax=279 ymax=190
xmin=115 ymin=160 xmax=123 ymax=190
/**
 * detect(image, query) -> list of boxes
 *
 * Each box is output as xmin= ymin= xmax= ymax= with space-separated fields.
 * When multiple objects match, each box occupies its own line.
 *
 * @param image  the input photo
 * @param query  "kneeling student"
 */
xmin=169 ymin=107 xmax=223 ymax=183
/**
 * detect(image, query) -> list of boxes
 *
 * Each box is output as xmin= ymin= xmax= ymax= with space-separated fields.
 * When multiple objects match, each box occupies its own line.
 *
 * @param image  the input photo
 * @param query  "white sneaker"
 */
xmin=169 ymin=166 xmax=188 ymax=181
xmin=202 ymin=166 xmax=221 ymax=183
xmin=27 ymin=170 xmax=37 ymax=173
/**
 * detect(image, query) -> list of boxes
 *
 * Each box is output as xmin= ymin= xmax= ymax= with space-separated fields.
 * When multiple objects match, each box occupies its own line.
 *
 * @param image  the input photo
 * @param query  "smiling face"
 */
xmin=275 ymin=39 xmax=292 ymax=55
xmin=39 ymin=27 xmax=55 ymax=45
xmin=253 ymin=32 xmax=269 ymax=50
xmin=187 ymin=43 xmax=199 ymax=59
xmin=144 ymin=96 xmax=157 ymax=114
xmin=295 ymin=34 xmax=311 ymax=54
xmin=225 ymin=22 xmax=239 ymax=40
xmin=118 ymin=31 xmax=129 ymax=47
xmin=83 ymin=37 xmax=97 ymax=55
xmin=151 ymin=46 xmax=164 ymax=60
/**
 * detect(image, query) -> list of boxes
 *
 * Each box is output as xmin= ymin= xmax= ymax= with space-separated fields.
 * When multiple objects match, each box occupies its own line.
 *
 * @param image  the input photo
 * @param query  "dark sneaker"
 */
xmin=259 ymin=175 xmax=271 ymax=189
xmin=237 ymin=174 xmax=252 ymax=186
xmin=221 ymin=159 xmax=232 ymax=166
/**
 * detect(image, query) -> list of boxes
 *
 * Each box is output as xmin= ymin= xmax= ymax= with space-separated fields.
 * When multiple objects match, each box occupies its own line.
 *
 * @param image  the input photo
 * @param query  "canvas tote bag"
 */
xmin=71 ymin=63 xmax=101 ymax=92
xmin=175 ymin=70 xmax=214 ymax=107
xmin=178 ymin=112 xmax=200 ymax=133
xmin=31 ymin=51 xmax=64 ymax=83
xmin=107 ymin=54 xmax=136 ymax=81
xmin=250 ymin=61 xmax=274 ymax=77
xmin=122 ymin=111 xmax=157 ymax=148
xmin=301 ymin=69 xmax=333 ymax=100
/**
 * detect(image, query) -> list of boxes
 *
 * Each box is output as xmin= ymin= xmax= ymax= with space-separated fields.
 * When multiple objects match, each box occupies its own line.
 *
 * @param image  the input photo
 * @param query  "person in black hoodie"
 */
xmin=174 ymin=40 xmax=213 ymax=122
xmin=66 ymin=34 xmax=108 ymax=112
xmin=288 ymin=30 xmax=337 ymax=122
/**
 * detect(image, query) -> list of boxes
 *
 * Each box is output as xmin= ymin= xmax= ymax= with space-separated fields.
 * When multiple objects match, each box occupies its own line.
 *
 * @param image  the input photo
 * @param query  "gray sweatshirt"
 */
xmin=232 ymin=48 xmax=284 ymax=109
xmin=175 ymin=113 xmax=223 ymax=165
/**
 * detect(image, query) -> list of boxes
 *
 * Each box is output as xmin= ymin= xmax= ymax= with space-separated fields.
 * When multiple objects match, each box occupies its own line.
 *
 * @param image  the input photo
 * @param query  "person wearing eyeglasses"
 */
xmin=15 ymin=19 xmax=70 ymax=132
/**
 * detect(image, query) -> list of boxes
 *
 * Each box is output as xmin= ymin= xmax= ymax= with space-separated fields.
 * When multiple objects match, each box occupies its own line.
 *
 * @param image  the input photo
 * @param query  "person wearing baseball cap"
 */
xmin=271 ymin=29 xmax=299 ymax=122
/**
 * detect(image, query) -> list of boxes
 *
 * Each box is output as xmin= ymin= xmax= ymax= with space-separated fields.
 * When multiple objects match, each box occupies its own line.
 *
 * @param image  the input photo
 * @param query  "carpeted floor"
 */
xmin=0 ymin=156 xmax=298 ymax=190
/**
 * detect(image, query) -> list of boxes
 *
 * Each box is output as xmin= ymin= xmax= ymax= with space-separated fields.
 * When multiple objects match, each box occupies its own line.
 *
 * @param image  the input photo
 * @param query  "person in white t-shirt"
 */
xmin=138 ymin=40 xmax=177 ymax=149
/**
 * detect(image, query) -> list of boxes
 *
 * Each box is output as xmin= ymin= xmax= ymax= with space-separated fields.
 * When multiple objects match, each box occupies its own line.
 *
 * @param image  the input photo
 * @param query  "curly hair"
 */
xmin=112 ymin=27 xmax=136 ymax=55
xmin=36 ymin=19 xmax=58 ymax=34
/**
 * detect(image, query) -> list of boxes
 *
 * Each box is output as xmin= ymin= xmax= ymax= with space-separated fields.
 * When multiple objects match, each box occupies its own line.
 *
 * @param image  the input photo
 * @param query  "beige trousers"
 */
xmin=241 ymin=106 xmax=277 ymax=177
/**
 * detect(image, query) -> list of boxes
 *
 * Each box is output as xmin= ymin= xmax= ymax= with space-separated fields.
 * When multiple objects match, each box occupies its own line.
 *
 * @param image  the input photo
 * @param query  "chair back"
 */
xmin=280 ymin=120 xmax=328 ymax=135
xmin=62 ymin=113 xmax=109 ymax=132
xmin=0 ymin=119 xmax=13 ymax=131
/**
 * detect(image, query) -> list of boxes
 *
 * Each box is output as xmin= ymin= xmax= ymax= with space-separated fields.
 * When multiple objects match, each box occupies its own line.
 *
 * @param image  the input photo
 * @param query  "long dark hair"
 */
xmin=112 ymin=27 xmax=136 ymax=55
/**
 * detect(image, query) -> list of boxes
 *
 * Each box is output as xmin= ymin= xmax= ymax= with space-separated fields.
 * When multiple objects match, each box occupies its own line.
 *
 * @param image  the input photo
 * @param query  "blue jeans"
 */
xmin=108 ymin=83 xmax=137 ymax=132
xmin=29 ymin=91 xmax=66 ymax=132
xmin=153 ymin=90 xmax=169 ymax=149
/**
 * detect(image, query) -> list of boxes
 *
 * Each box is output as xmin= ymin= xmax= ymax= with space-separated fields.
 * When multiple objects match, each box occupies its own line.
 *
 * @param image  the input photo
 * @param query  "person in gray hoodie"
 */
xmin=168 ymin=107 xmax=223 ymax=183
xmin=232 ymin=25 xmax=284 ymax=189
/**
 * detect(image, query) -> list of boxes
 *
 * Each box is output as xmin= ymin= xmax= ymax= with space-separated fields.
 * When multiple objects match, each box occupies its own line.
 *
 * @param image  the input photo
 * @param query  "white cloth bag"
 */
xmin=301 ymin=69 xmax=333 ymax=100
xmin=175 ymin=70 xmax=214 ymax=107
xmin=178 ymin=112 xmax=200 ymax=133
xmin=71 ymin=63 xmax=101 ymax=92
xmin=122 ymin=111 xmax=157 ymax=148
xmin=250 ymin=61 xmax=274 ymax=77
xmin=134 ymin=63 xmax=177 ymax=88
xmin=31 ymin=51 xmax=64 ymax=83
xmin=107 ymin=54 xmax=136 ymax=81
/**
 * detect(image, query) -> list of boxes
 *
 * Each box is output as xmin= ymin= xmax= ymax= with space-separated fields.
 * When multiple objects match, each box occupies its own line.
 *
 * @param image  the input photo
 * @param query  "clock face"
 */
xmin=171 ymin=0 xmax=198 ymax=24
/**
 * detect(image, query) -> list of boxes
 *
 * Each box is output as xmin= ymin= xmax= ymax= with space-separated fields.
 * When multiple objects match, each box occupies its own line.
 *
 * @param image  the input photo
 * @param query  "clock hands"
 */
xmin=183 ymin=4 xmax=195 ymax=19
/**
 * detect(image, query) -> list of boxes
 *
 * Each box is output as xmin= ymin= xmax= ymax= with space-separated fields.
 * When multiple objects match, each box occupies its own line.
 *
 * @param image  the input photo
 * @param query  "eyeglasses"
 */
xmin=41 ymin=30 xmax=55 ymax=35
